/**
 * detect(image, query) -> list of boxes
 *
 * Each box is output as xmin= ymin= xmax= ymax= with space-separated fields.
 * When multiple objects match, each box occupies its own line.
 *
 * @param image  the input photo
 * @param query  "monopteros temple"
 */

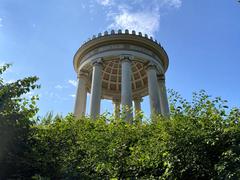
xmin=73 ymin=29 xmax=170 ymax=121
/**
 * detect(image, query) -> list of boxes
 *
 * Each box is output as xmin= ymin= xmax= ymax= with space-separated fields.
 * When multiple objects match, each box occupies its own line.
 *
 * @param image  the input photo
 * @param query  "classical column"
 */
xmin=158 ymin=75 xmax=170 ymax=117
xmin=134 ymin=97 xmax=142 ymax=114
xmin=113 ymin=98 xmax=120 ymax=119
xmin=74 ymin=72 xmax=87 ymax=118
xmin=120 ymin=55 xmax=133 ymax=122
xmin=147 ymin=63 xmax=161 ymax=115
xmin=90 ymin=59 xmax=103 ymax=119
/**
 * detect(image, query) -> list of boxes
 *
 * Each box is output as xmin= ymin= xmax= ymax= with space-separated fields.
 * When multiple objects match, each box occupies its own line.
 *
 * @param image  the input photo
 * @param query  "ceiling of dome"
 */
xmin=84 ymin=59 xmax=149 ymax=99
xmin=101 ymin=59 xmax=147 ymax=92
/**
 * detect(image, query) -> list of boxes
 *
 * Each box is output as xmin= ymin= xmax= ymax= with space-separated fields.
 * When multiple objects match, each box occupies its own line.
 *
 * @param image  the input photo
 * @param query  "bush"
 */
xmin=1 ymin=64 xmax=239 ymax=179
xmin=30 ymin=90 xmax=240 ymax=179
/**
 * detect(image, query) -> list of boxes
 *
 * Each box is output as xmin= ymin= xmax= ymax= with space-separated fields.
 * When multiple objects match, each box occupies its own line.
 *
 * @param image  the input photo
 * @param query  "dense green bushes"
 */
xmin=29 ymin=109 xmax=240 ymax=179
xmin=1 ymin=64 xmax=240 ymax=179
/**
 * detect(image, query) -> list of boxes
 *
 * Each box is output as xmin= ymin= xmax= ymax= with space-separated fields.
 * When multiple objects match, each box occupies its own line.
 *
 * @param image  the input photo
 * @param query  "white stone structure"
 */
xmin=73 ymin=29 xmax=170 ymax=121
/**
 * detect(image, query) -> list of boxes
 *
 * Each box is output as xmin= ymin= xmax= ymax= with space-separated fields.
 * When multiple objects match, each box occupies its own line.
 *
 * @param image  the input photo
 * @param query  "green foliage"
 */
xmin=0 ymin=64 xmax=40 ymax=178
xmin=167 ymin=89 xmax=240 ymax=179
xmin=29 ymin=90 xmax=240 ymax=179
xmin=1 ymin=63 xmax=240 ymax=179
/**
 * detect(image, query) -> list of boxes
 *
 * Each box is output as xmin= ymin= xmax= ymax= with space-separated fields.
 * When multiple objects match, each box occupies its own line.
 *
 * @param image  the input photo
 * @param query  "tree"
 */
xmin=166 ymin=89 xmax=240 ymax=179
xmin=0 ymin=64 xmax=40 ymax=178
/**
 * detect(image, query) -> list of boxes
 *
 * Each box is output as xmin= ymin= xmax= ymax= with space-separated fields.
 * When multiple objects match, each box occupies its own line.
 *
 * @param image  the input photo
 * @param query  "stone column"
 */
xmin=158 ymin=75 xmax=170 ymax=117
xmin=113 ymin=98 xmax=120 ymax=119
xmin=120 ymin=55 xmax=133 ymax=122
xmin=74 ymin=72 xmax=87 ymax=118
xmin=146 ymin=63 xmax=161 ymax=115
xmin=90 ymin=59 xmax=103 ymax=119
xmin=134 ymin=97 xmax=142 ymax=114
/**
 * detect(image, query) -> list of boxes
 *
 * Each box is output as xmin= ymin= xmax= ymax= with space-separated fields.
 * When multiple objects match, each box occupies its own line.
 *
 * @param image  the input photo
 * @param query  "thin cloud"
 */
xmin=70 ymin=94 xmax=76 ymax=98
xmin=97 ymin=0 xmax=113 ymax=6
xmin=0 ymin=18 xmax=2 ymax=27
xmin=97 ymin=0 xmax=182 ymax=36
xmin=108 ymin=10 xmax=160 ymax=36
xmin=68 ymin=80 xmax=77 ymax=87
xmin=163 ymin=0 xmax=182 ymax=8
xmin=55 ymin=85 xmax=64 ymax=89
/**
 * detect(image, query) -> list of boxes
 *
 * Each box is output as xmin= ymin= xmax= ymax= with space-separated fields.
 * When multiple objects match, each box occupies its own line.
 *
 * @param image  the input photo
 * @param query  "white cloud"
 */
xmin=97 ymin=0 xmax=113 ymax=6
xmin=55 ymin=85 xmax=64 ymax=89
xmin=97 ymin=0 xmax=182 ymax=36
xmin=108 ymin=10 xmax=160 ymax=36
xmin=163 ymin=0 xmax=182 ymax=8
xmin=70 ymin=94 xmax=76 ymax=98
xmin=68 ymin=80 xmax=77 ymax=87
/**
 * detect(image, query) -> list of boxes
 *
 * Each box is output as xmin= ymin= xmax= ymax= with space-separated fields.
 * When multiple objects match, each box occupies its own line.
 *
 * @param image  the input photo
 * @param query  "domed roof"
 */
xmin=74 ymin=29 xmax=169 ymax=73
xmin=73 ymin=29 xmax=169 ymax=100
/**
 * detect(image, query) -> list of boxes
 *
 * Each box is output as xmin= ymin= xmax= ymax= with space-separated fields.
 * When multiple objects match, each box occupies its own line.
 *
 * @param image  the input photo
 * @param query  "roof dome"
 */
xmin=73 ymin=29 xmax=169 ymax=100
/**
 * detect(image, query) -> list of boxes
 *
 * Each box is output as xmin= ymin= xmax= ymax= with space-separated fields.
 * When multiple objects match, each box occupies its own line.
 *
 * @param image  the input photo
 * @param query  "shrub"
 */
xmin=1 ymin=64 xmax=239 ymax=179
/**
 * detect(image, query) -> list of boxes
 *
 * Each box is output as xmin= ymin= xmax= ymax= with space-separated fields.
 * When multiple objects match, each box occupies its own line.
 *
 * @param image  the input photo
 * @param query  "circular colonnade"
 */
xmin=73 ymin=29 xmax=170 ymax=121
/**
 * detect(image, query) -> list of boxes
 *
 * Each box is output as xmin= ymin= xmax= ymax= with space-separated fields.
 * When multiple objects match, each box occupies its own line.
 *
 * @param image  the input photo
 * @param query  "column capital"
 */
xmin=146 ymin=63 xmax=157 ymax=71
xmin=77 ymin=71 xmax=88 ymax=79
xmin=120 ymin=54 xmax=134 ymax=63
xmin=92 ymin=58 xmax=103 ymax=66
xmin=157 ymin=74 xmax=165 ymax=81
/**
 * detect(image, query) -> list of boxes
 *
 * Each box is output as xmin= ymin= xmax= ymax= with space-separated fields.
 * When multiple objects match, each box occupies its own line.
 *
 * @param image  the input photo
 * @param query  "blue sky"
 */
xmin=0 ymin=0 xmax=240 ymax=117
